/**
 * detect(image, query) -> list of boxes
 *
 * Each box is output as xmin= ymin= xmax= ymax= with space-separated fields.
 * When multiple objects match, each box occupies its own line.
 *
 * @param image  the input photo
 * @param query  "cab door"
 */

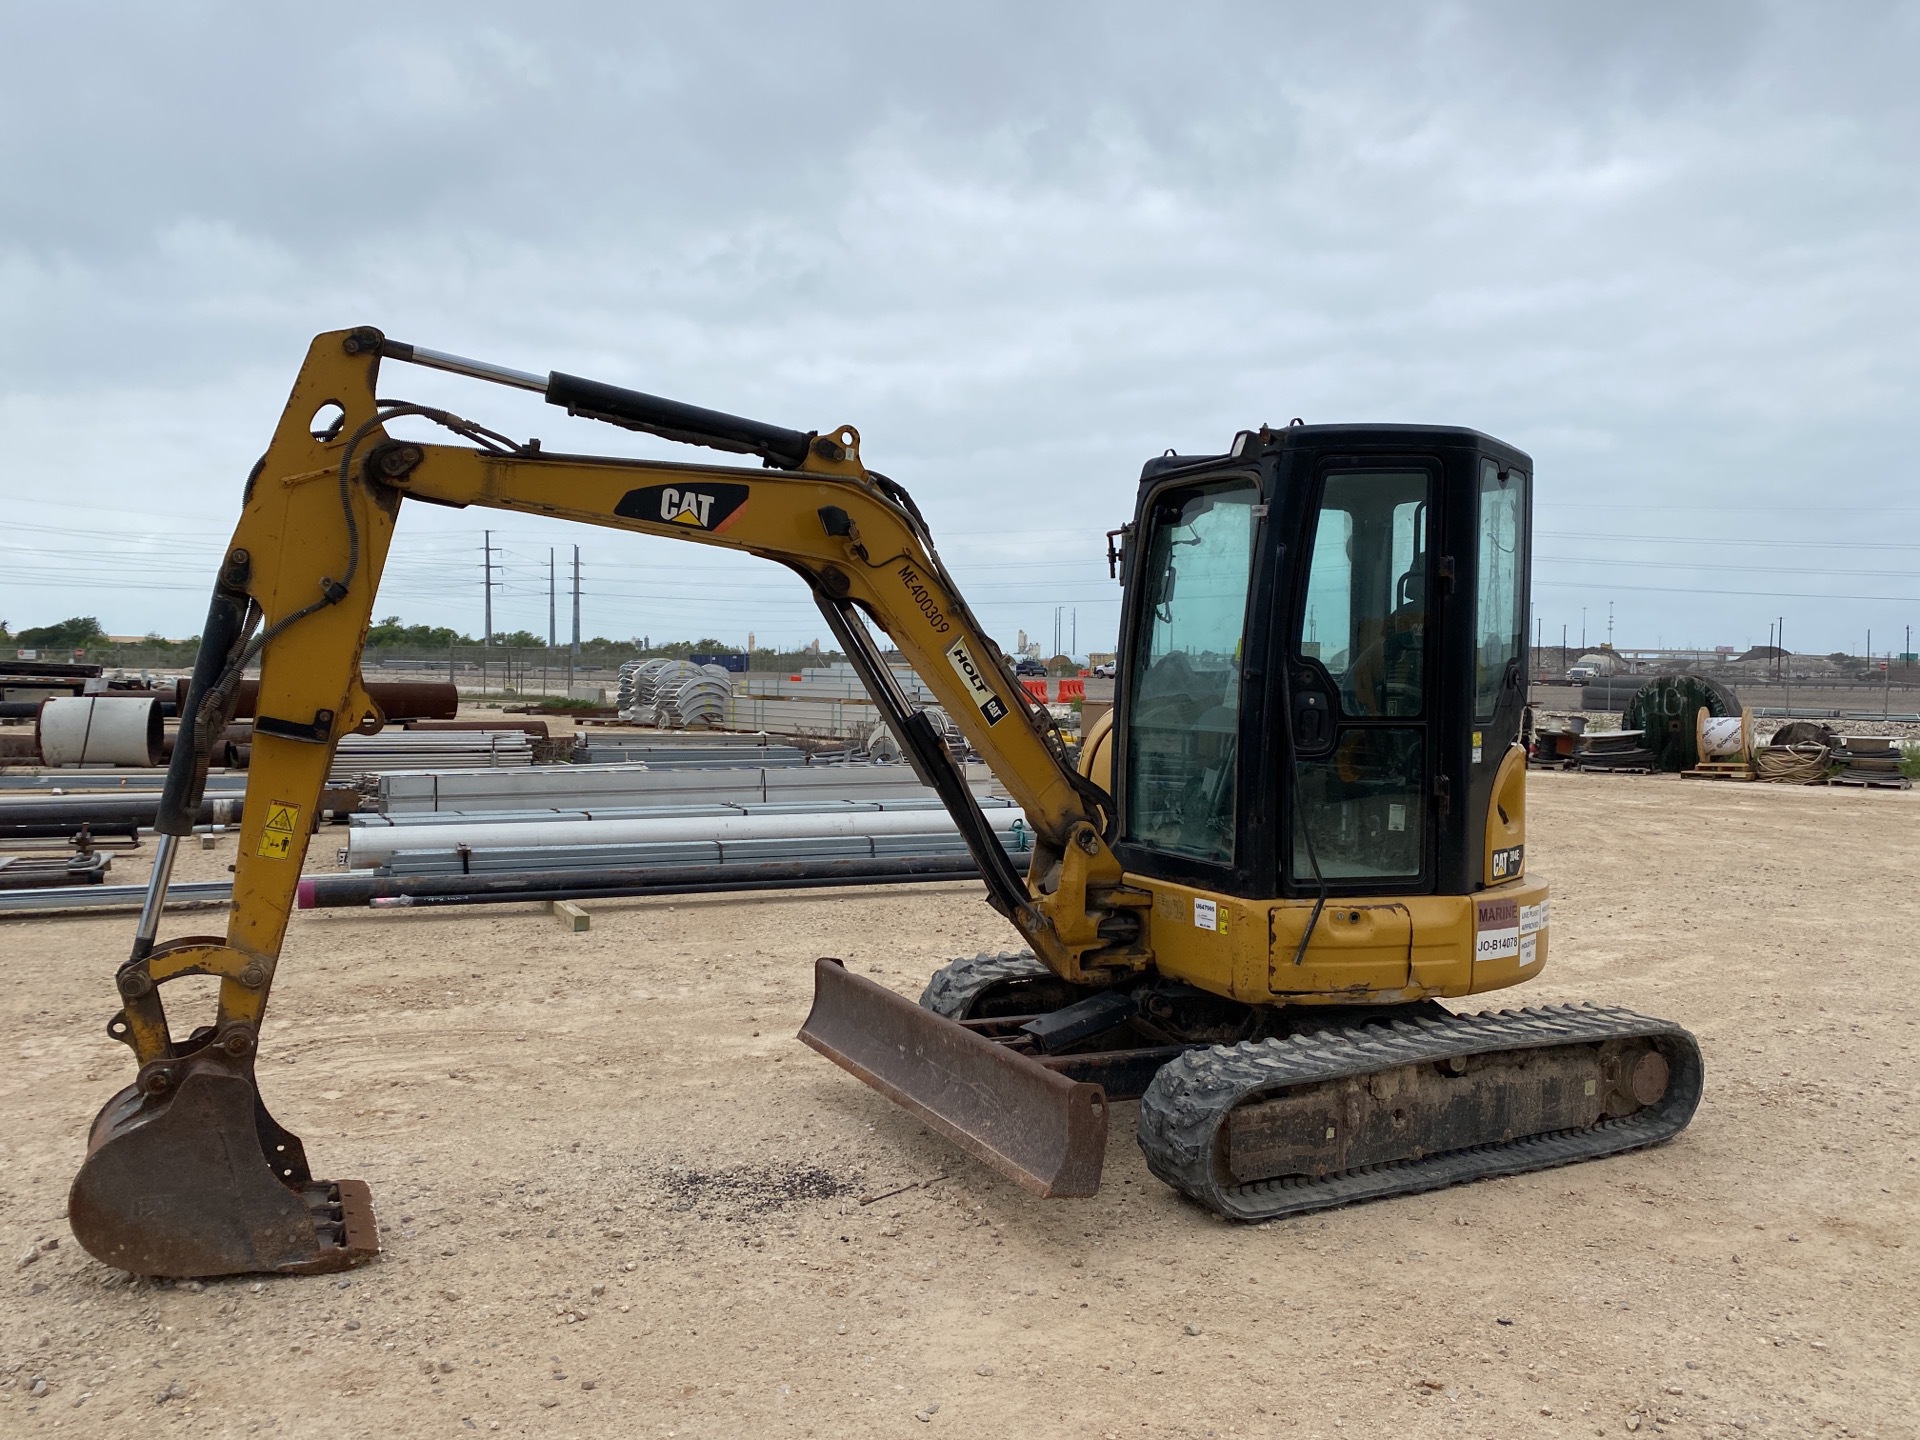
xmin=1284 ymin=464 xmax=1439 ymax=894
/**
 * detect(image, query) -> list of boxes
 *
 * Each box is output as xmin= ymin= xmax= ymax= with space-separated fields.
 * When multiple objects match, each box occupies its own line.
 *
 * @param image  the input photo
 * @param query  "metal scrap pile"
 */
xmin=617 ymin=659 xmax=733 ymax=728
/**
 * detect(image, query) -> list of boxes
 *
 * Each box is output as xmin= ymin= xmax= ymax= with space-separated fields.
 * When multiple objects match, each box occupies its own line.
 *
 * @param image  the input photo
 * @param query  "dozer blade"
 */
xmin=798 ymin=957 xmax=1108 ymax=1197
xmin=69 ymin=1048 xmax=378 ymax=1278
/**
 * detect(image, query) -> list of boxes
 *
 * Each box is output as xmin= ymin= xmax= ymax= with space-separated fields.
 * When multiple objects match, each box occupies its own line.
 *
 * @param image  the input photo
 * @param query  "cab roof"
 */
xmin=1137 ymin=423 xmax=1533 ymax=486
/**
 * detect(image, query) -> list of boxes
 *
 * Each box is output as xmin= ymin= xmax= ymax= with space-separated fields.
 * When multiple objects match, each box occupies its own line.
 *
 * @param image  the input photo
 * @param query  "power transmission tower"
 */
xmin=483 ymin=530 xmax=494 ymax=647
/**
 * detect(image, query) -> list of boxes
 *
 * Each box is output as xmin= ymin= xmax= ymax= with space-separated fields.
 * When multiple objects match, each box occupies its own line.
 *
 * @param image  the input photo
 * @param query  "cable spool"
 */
xmin=1697 ymin=711 xmax=1748 ymax=761
xmin=35 ymin=696 xmax=163 ymax=767
xmin=1621 ymin=674 xmax=1740 ymax=772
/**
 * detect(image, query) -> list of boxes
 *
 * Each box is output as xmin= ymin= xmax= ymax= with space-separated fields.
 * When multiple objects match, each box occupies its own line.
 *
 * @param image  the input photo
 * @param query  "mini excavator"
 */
xmin=69 ymin=328 xmax=1702 ymax=1276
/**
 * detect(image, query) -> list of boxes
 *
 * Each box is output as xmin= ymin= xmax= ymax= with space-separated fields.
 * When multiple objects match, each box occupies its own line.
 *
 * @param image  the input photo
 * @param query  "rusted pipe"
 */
xmin=231 ymin=680 xmax=457 ymax=721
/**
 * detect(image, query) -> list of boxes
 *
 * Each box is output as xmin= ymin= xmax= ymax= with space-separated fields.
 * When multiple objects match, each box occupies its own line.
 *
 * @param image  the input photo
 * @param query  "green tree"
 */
xmin=366 ymin=616 xmax=476 ymax=648
xmin=17 ymin=616 xmax=108 ymax=647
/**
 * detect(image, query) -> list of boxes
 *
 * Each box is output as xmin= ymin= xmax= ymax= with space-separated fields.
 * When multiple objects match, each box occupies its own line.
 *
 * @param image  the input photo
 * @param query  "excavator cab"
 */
xmin=1113 ymin=426 xmax=1530 ymax=911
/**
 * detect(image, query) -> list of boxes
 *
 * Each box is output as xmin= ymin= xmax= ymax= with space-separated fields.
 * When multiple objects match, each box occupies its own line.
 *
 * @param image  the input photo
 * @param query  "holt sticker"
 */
xmin=944 ymin=637 xmax=1008 ymax=726
xmin=257 ymin=800 xmax=302 ymax=860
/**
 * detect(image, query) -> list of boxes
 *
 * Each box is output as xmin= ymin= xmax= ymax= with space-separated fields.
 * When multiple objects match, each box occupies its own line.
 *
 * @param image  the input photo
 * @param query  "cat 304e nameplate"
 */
xmin=615 ymin=483 xmax=750 ymax=533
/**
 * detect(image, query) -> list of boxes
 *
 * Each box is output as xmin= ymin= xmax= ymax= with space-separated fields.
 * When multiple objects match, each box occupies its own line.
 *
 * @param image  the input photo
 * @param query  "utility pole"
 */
xmin=483 ymin=530 xmax=495 ymax=648
xmin=1581 ymin=608 xmax=1586 ymax=651
xmin=549 ymin=548 xmax=557 ymax=648
xmin=1607 ymin=601 xmax=1613 ymax=650
xmin=1072 ymin=608 xmax=1077 ymax=656
xmin=568 ymin=545 xmax=582 ymax=695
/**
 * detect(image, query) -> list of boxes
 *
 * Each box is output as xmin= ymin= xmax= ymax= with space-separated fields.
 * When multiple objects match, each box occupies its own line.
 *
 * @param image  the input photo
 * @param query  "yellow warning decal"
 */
xmin=256 ymin=800 xmax=302 ymax=860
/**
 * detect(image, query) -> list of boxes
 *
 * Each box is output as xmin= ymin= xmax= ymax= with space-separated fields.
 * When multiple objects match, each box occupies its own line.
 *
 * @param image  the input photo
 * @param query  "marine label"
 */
xmin=1474 ymin=896 xmax=1520 ymax=963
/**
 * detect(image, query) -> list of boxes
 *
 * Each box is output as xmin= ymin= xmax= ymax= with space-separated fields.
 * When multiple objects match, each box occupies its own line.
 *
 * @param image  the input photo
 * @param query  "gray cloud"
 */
xmin=2 ymin=2 xmax=1916 ymax=654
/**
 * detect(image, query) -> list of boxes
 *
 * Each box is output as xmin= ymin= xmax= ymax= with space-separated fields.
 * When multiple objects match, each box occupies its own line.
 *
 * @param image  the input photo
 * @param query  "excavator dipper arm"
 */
xmin=70 ymin=327 xmax=1144 ymax=1276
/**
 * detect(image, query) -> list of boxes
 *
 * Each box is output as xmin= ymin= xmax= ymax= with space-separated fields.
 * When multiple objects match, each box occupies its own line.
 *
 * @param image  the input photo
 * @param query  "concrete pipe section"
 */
xmin=36 ymin=696 xmax=163 ymax=767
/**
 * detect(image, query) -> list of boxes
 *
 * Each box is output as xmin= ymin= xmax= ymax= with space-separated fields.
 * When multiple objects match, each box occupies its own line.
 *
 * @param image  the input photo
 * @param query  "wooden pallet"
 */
xmin=1826 ymin=774 xmax=1911 ymax=790
xmin=1681 ymin=761 xmax=1755 ymax=781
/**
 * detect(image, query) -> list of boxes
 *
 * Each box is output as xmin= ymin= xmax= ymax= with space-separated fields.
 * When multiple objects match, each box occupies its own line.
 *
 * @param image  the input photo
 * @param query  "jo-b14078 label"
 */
xmin=1475 ymin=896 xmax=1549 ymax=963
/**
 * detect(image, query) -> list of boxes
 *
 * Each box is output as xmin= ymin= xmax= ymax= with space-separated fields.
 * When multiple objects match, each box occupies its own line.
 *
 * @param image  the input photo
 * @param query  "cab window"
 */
xmin=1475 ymin=460 xmax=1527 ymax=717
xmin=1122 ymin=478 xmax=1259 ymax=864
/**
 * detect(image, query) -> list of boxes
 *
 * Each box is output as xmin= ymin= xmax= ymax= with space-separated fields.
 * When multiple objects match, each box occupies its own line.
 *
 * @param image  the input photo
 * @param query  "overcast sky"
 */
xmin=3 ymin=2 xmax=1916 ymax=658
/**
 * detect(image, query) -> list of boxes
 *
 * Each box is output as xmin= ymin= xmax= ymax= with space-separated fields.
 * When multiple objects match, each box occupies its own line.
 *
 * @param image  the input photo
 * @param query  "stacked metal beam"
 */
xmin=576 ymin=740 xmax=810 ymax=766
xmin=357 ymin=796 xmax=1032 ymax=875
xmin=327 ymin=729 xmax=534 ymax=784
xmin=372 ymin=759 xmax=999 ymax=814
xmin=348 ymin=794 xmax=1025 ymax=866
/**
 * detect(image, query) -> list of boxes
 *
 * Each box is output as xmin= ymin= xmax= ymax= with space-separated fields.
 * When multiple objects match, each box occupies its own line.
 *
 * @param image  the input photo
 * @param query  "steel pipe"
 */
xmin=232 ymin=680 xmax=458 ymax=721
xmin=299 ymin=853 xmax=984 ymax=909
xmin=344 ymin=803 xmax=1026 ymax=869
xmin=0 ymin=855 xmax=989 ymax=916
xmin=0 ymin=793 xmax=244 ymax=837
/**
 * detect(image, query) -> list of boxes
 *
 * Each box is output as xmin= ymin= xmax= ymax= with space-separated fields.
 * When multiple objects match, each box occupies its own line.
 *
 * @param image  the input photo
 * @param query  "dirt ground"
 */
xmin=1 ymin=770 xmax=1916 ymax=1438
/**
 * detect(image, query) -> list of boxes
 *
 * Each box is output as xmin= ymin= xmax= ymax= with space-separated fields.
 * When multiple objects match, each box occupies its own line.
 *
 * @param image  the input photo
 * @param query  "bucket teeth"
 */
xmin=68 ymin=1051 xmax=378 ymax=1278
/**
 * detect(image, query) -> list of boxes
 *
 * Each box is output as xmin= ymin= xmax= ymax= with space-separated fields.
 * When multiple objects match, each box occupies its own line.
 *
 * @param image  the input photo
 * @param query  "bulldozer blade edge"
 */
xmin=798 ymin=957 xmax=1108 ymax=1198
xmin=68 ymin=1054 xmax=379 ymax=1278
xmin=1137 ymin=1003 xmax=1704 ymax=1222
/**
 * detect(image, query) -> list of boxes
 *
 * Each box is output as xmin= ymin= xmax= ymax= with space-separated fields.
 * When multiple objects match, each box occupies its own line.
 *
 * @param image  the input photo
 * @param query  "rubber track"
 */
xmin=918 ymin=950 xmax=1049 ymax=1019
xmin=1137 ymin=1003 xmax=1704 ymax=1222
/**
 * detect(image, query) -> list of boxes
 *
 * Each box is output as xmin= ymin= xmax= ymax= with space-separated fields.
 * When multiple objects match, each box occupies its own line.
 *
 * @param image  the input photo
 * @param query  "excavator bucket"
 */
xmin=798 ymin=957 xmax=1108 ymax=1197
xmin=69 ymin=1046 xmax=378 ymax=1278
